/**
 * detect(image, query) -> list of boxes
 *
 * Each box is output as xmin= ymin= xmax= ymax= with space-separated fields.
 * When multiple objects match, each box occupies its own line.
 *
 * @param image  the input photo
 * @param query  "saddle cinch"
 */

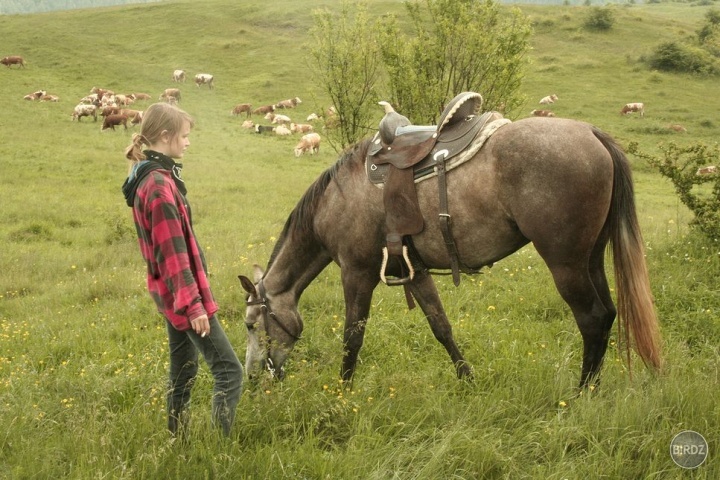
xmin=366 ymin=92 xmax=502 ymax=287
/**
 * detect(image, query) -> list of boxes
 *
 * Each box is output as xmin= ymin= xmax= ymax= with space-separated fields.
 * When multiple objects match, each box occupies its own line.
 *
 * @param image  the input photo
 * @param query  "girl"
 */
xmin=122 ymin=102 xmax=243 ymax=438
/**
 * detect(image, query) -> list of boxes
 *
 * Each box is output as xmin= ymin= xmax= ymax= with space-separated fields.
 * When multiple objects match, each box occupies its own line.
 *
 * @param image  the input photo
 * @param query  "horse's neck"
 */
xmin=265 ymin=233 xmax=332 ymax=300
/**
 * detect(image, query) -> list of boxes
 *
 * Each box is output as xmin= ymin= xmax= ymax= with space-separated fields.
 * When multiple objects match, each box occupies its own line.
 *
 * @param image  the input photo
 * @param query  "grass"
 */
xmin=1 ymin=0 xmax=719 ymax=478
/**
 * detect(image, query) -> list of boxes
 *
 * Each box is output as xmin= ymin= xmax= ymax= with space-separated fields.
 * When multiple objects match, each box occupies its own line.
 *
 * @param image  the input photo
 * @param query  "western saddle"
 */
xmin=366 ymin=92 xmax=499 ymax=287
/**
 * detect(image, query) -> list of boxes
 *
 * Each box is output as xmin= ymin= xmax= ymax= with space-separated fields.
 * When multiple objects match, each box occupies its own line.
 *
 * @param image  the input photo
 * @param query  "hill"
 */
xmin=0 ymin=1 xmax=718 ymax=478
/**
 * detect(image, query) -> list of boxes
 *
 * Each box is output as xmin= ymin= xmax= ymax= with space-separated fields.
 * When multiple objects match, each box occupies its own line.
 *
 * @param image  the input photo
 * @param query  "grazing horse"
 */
xmin=239 ymin=116 xmax=662 ymax=389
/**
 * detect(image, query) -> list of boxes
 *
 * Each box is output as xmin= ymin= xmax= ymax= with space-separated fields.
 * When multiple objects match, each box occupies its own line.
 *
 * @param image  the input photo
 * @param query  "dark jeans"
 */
xmin=166 ymin=315 xmax=243 ymax=437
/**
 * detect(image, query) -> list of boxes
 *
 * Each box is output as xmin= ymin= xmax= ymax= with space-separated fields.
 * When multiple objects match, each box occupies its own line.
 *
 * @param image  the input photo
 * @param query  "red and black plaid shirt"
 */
xmin=132 ymin=169 xmax=217 ymax=331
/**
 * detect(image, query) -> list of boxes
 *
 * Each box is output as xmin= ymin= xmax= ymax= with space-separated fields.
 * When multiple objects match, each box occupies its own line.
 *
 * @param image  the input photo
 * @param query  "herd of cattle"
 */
xmin=530 ymin=93 xmax=687 ymax=133
xmin=9 ymin=58 xmax=324 ymax=157
xmin=11 ymin=52 xmax=693 ymax=155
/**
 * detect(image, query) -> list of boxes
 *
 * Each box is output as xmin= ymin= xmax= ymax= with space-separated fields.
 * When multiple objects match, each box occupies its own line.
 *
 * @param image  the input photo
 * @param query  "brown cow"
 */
xmin=101 ymin=114 xmax=128 ymax=131
xmin=232 ymin=103 xmax=252 ymax=117
xmin=160 ymin=88 xmax=181 ymax=103
xmin=530 ymin=109 xmax=555 ymax=117
xmin=252 ymin=104 xmax=275 ymax=115
xmin=1 ymin=56 xmax=26 ymax=68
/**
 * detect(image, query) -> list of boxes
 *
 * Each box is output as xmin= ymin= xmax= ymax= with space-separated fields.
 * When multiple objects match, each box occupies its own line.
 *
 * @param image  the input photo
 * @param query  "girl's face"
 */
xmin=157 ymin=120 xmax=191 ymax=159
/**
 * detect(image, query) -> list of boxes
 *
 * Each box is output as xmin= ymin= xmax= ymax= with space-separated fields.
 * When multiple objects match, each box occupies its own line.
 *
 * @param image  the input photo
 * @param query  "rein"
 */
xmin=246 ymin=279 xmax=302 ymax=341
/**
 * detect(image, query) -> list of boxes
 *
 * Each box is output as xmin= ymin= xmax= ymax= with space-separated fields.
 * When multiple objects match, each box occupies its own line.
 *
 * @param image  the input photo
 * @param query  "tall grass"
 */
xmin=0 ymin=1 xmax=718 ymax=478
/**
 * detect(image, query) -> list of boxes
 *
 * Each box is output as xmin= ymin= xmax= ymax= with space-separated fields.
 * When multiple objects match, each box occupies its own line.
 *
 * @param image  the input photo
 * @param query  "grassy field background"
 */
xmin=0 ymin=0 xmax=719 ymax=478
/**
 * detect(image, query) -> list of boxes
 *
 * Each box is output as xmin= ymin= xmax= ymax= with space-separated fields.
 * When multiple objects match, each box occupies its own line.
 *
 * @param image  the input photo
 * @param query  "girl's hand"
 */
xmin=190 ymin=314 xmax=210 ymax=337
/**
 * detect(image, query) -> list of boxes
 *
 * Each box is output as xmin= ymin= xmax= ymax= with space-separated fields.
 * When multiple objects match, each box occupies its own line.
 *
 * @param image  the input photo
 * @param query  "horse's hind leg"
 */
xmin=545 ymin=256 xmax=616 ymax=389
xmin=407 ymin=270 xmax=473 ymax=379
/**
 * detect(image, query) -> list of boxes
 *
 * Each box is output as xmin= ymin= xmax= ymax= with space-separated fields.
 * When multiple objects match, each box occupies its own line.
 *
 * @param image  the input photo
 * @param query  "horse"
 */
xmin=239 ymin=116 xmax=662 ymax=389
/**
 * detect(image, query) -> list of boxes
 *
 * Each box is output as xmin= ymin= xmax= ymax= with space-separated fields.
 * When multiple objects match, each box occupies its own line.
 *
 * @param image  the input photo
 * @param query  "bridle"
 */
xmin=245 ymin=279 xmax=302 ymax=342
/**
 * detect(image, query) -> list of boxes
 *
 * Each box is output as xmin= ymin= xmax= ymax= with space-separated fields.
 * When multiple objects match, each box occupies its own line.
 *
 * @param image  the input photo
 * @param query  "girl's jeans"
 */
xmin=166 ymin=315 xmax=243 ymax=437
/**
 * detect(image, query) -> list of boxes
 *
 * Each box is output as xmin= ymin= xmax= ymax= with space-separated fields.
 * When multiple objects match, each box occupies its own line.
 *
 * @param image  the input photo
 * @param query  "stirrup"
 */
xmin=380 ymin=245 xmax=415 ymax=286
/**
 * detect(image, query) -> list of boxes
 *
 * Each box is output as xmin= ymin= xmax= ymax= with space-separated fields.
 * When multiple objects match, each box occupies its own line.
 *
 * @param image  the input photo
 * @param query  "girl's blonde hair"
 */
xmin=124 ymin=102 xmax=194 ymax=163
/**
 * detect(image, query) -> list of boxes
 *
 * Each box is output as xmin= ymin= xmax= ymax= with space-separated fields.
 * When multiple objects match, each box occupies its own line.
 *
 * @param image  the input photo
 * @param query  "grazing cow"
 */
xmin=255 ymin=124 xmax=275 ymax=134
xmin=530 ymin=109 xmax=555 ymax=117
xmin=241 ymin=120 xmax=255 ymax=129
xmin=274 ymin=124 xmax=292 ymax=136
xmin=275 ymin=97 xmax=302 ymax=109
xmin=195 ymin=73 xmax=214 ymax=89
xmin=294 ymin=133 xmax=321 ymax=157
xmin=270 ymin=113 xmax=291 ymax=125
xmin=101 ymin=106 xmax=121 ymax=117
xmin=290 ymin=123 xmax=314 ymax=133
xmin=696 ymin=166 xmax=717 ymax=176
xmin=71 ymin=104 xmax=97 ymax=122
xmin=621 ymin=102 xmax=644 ymax=116
xmin=130 ymin=93 xmax=152 ymax=101
xmin=120 ymin=109 xmax=143 ymax=123
xmin=539 ymin=94 xmax=558 ymax=104
xmin=232 ymin=103 xmax=252 ymax=117
xmin=668 ymin=124 xmax=687 ymax=132
xmin=160 ymin=88 xmax=181 ymax=103
xmin=173 ymin=70 xmax=186 ymax=82
xmin=1 ymin=56 xmax=26 ymax=68
xmin=253 ymin=104 xmax=275 ymax=115
xmin=101 ymin=114 xmax=128 ymax=131
xmin=91 ymin=87 xmax=114 ymax=97
xmin=112 ymin=94 xmax=133 ymax=106
xmin=80 ymin=94 xmax=100 ymax=105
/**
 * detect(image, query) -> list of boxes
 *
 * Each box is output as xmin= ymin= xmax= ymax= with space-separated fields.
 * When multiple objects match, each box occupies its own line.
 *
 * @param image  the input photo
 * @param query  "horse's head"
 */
xmin=238 ymin=266 xmax=303 ymax=381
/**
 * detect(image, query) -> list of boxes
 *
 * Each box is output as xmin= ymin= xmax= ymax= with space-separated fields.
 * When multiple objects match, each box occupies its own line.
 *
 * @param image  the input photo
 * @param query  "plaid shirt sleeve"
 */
xmin=134 ymin=171 xmax=217 ymax=330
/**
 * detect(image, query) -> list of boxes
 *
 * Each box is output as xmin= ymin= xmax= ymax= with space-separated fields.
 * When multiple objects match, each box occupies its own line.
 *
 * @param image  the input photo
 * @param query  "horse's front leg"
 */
xmin=407 ymin=270 xmax=473 ymax=379
xmin=340 ymin=269 xmax=378 ymax=382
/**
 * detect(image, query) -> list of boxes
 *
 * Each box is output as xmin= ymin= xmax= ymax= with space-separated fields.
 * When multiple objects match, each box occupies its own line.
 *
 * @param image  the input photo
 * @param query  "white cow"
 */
xmin=173 ymin=69 xmax=186 ymax=82
xmin=194 ymin=73 xmax=214 ymax=89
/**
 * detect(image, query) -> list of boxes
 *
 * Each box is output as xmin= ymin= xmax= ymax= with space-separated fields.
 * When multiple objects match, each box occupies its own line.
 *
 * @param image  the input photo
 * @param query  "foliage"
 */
xmin=308 ymin=0 xmax=532 ymax=145
xmin=377 ymin=0 xmax=532 ymax=124
xmin=307 ymin=2 xmax=382 ymax=150
xmin=646 ymin=40 xmax=719 ymax=74
xmin=583 ymin=6 xmax=616 ymax=31
xmin=645 ymin=8 xmax=720 ymax=75
xmin=629 ymin=141 xmax=720 ymax=239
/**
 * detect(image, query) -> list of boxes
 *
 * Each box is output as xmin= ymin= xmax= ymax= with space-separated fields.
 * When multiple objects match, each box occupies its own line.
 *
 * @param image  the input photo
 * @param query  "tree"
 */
xmin=307 ymin=0 xmax=532 ymax=148
xmin=308 ymin=2 xmax=383 ymax=150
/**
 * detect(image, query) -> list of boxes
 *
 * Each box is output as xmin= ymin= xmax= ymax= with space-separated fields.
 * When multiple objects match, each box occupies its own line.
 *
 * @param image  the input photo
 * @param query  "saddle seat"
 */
xmin=366 ymin=93 xmax=500 ymax=285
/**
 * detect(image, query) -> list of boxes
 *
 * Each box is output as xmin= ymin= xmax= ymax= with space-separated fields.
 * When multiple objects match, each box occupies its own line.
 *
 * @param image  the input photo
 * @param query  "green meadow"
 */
xmin=0 ymin=0 xmax=718 ymax=478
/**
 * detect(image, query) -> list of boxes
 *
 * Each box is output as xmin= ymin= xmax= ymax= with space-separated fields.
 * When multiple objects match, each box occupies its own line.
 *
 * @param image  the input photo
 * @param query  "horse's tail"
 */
xmin=594 ymin=127 xmax=663 ymax=373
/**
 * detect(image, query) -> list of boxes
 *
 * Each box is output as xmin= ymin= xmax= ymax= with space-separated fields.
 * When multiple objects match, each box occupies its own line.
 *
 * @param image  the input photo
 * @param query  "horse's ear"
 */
xmin=252 ymin=264 xmax=264 ymax=282
xmin=238 ymin=275 xmax=256 ymax=295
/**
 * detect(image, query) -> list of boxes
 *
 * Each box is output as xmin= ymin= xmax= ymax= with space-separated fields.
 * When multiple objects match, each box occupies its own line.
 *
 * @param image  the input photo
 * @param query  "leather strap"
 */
xmin=435 ymin=150 xmax=462 ymax=286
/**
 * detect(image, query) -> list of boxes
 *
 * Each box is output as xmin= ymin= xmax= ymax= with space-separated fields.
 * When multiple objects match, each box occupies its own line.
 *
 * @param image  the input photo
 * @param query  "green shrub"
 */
xmin=629 ymin=141 xmax=720 ymax=240
xmin=647 ymin=41 xmax=718 ymax=74
xmin=583 ymin=7 xmax=615 ymax=31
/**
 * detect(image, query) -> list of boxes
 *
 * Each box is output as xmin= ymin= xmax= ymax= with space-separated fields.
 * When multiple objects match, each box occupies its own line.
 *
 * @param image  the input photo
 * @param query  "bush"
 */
xmin=647 ymin=41 xmax=718 ymax=74
xmin=629 ymin=141 xmax=720 ymax=240
xmin=583 ymin=7 xmax=615 ymax=31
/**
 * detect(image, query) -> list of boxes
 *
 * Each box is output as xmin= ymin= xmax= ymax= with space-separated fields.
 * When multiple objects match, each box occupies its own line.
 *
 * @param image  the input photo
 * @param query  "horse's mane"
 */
xmin=266 ymin=139 xmax=371 ymax=268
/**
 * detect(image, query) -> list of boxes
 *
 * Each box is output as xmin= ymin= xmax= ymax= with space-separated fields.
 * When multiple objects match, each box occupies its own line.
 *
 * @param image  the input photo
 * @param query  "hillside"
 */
xmin=1 ymin=1 xmax=719 ymax=478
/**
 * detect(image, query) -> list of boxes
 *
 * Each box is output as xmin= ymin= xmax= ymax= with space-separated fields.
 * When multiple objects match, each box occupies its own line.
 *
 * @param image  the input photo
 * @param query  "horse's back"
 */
xmin=413 ymin=117 xmax=615 ymax=269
